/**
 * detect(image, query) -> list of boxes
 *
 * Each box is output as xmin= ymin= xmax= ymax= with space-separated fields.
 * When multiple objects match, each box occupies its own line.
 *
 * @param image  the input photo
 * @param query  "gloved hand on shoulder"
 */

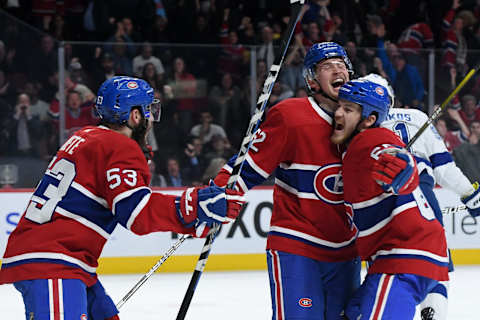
xmin=371 ymin=145 xmax=419 ymax=195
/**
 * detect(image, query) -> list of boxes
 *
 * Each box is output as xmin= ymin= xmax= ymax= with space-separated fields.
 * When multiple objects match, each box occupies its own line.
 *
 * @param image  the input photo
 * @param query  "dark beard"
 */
xmin=131 ymin=118 xmax=149 ymax=151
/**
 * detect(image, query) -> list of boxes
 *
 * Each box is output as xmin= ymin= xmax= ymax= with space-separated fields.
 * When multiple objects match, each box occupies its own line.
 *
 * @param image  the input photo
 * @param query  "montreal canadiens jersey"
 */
xmin=0 ymin=126 xmax=192 ymax=286
xmin=381 ymin=108 xmax=474 ymax=197
xmin=215 ymin=97 xmax=357 ymax=262
xmin=343 ymin=128 xmax=449 ymax=281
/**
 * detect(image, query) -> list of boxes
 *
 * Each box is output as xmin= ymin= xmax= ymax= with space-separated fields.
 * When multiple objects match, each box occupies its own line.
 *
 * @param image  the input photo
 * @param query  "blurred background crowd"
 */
xmin=0 ymin=0 xmax=479 ymax=188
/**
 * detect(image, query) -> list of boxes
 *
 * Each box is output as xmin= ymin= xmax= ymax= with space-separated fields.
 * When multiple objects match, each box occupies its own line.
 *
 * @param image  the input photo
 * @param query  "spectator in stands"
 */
xmin=141 ymin=62 xmax=164 ymax=92
xmin=458 ymin=94 xmax=480 ymax=127
xmin=165 ymin=156 xmax=185 ymax=187
xmin=168 ymin=56 xmax=198 ymax=130
xmin=441 ymin=0 xmax=467 ymax=75
xmin=359 ymin=14 xmax=386 ymax=67
xmin=24 ymin=82 xmax=49 ymax=123
xmin=181 ymin=135 xmax=207 ymax=185
xmin=64 ymin=75 xmax=95 ymax=103
xmin=148 ymin=159 xmax=167 ymax=187
xmin=121 ymin=17 xmax=142 ymax=43
xmin=447 ymin=104 xmax=470 ymax=143
xmin=257 ymin=25 xmax=279 ymax=70
xmin=377 ymin=41 xmax=425 ymax=109
xmin=397 ymin=20 xmax=434 ymax=82
xmin=30 ymin=35 xmax=57 ymax=85
xmin=9 ymin=93 xmax=45 ymax=156
xmin=68 ymin=59 xmax=92 ymax=88
xmin=202 ymin=157 xmax=227 ymax=185
xmin=435 ymin=117 xmax=463 ymax=153
xmin=281 ymin=44 xmax=306 ymax=94
xmin=92 ymin=52 xmax=116 ymax=90
xmin=237 ymin=16 xmax=256 ymax=45
xmin=217 ymin=27 xmax=247 ymax=83
xmin=149 ymin=16 xmax=170 ymax=43
xmin=204 ymin=134 xmax=234 ymax=166
xmin=468 ymin=120 xmax=480 ymax=145
xmin=133 ymin=42 xmax=165 ymax=78
xmin=48 ymin=91 xmax=98 ymax=145
xmin=208 ymin=72 xmax=242 ymax=128
xmin=268 ymin=80 xmax=294 ymax=107
xmin=323 ymin=12 xmax=348 ymax=44
xmin=344 ymin=41 xmax=368 ymax=77
xmin=104 ymin=20 xmax=136 ymax=57
xmin=110 ymin=38 xmax=133 ymax=75
xmin=301 ymin=21 xmax=323 ymax=49
xmin=190 ymin=111 xmax=228 ymax=145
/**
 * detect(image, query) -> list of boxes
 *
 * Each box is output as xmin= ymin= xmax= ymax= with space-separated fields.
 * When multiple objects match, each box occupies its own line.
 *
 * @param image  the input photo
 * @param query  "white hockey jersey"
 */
xmin=381 ymin=108 xmax=474 ymax=197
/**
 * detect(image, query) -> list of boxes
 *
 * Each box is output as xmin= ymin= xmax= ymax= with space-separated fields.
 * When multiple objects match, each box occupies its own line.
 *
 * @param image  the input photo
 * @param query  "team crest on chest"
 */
xmin=313 ymin=163 xmax=343 ymax=204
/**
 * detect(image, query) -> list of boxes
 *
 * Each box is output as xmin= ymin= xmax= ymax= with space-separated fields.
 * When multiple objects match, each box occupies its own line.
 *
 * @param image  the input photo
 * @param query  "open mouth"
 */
xmin=335 ymin=123 xmax=344 ymax=130
xmin=331 ymin=78 xmax=345 ymax=88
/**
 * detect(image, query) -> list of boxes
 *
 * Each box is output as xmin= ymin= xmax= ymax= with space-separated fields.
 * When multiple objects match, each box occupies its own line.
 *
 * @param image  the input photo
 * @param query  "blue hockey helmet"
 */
xmin=303 ymin=42 xmax=353 ymax=84
xmin=95 ymin=76 xmax=161 ymax=124
xmin=338 ymin=79 xmax=391 ymax=127
xmin=359 ymin=73 xmax=395 ymax=108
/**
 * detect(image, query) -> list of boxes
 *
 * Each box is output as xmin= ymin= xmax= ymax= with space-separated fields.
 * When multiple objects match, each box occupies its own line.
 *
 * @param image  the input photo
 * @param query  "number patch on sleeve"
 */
xmin=106 ymin=168 xmax=138 ymax=189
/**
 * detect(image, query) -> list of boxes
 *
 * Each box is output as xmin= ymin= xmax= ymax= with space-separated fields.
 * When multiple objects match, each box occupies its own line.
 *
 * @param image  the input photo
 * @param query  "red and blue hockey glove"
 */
xmin=176 ymin=181 xmax=245 ymax=237
xmin=462 ymin=182 xmax=480 ymax=217
xmin=371 ymin=146 xmax=419 ymax=194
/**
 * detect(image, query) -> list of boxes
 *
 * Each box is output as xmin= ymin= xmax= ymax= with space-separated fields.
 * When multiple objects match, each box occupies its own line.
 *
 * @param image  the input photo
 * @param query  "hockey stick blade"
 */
xmin=116 ymin=234 xmax=191 ymax=310
xmin=175 ymin=2 xmax=305 ymax=320
xmin=407 ymin=64 xmax=480 ymax=149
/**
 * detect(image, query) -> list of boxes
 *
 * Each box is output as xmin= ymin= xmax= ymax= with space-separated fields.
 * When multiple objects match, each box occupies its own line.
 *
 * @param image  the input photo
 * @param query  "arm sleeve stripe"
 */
xmin=112 ymin=186 xmax=151 ymax=215
xmin=429 ymin=152 xmax=453 ymax=169
xmin=126 ymin=192 xmax=151 ymax=230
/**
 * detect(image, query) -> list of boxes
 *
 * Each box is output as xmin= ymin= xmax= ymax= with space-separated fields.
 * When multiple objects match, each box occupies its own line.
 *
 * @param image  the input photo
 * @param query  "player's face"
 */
xmin=311 ymin=58 xmax=349 ymax=99
xmin=331 ymin=100 xmax=362 ymax=145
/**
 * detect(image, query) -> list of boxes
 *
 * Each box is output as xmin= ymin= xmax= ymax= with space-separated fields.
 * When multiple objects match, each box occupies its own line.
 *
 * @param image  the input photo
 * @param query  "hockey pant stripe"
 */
xmin=370 ymin=274 xmax=394 ymax=320
xmin=48 ymin=279 xmax=64 ymax=320
xmin=269 ymin=249 xmax=285 ymax=320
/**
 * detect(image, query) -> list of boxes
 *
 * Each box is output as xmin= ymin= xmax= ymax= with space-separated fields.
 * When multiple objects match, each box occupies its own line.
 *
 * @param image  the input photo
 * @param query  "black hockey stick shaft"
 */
xmin=175 ymin=2 xmax=305 ymax=319
xmin=406 ymin=64 xmax=480 ymax=149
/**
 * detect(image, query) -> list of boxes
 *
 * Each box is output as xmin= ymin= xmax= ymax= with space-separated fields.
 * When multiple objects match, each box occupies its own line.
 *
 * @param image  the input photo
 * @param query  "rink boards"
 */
xmin=1 ymin=187 xmax=480 ymax=274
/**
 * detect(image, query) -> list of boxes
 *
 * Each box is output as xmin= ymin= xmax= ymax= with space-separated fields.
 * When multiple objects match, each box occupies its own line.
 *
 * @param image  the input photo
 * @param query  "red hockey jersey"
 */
xmin=215 ymin=97 xmax=357 ymax=262
xmin=342 ymin=128 xmax=449 ymax=281
xmin=0 ymin=126 xmax=192 ymax=286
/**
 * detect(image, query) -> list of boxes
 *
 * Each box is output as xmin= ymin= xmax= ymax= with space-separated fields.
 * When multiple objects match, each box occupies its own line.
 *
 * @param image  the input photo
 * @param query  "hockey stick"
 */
xmin=115 ymin=234 xmax=192 ymax=309
xmin=406 ymin=64 xmax=480 ymax=149
xmin=175 ymin=1 xmax=305 ymax=319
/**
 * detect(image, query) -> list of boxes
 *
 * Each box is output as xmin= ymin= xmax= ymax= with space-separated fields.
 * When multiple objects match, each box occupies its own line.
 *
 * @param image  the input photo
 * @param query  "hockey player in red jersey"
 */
xmin=0 ymin=76 xmax=245 ymax=320
xmin=330 ymin=79 xmax=449 ymax=320
xmin=214 ymin=42 xmax=360 ymax=320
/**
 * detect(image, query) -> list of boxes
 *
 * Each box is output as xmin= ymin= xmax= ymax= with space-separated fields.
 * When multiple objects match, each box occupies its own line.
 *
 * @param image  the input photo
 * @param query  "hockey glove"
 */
xmin=176 ymin=181 xmax=245 ymax=237
xmin=462 ymin=182 xmax=480 ymax=217
xmin=371 ymin=146 xmax=419 ymax=195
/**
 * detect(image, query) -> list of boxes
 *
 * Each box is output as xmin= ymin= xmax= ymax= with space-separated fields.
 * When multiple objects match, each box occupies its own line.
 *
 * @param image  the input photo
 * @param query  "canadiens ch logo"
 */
xmin=313 ymin=163 xmax=343 ymax=204
xmin=299 ymin=298 xmax=313 ymax=308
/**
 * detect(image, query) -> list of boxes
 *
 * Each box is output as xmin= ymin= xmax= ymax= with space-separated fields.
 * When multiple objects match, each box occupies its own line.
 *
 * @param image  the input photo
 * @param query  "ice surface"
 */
xmin=2 ymin=266 xmax=479 ymax=319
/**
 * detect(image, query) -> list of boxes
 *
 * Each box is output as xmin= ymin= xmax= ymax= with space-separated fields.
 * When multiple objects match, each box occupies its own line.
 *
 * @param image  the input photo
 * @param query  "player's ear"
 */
xmin=128 ymin=108 xmax=142 ymax=126
xmin=360 ymin=114 xmax=377 ymax=130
